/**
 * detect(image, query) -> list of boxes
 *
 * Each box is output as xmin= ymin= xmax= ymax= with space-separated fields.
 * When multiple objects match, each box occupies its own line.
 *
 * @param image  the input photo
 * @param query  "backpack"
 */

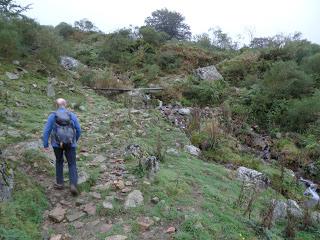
xmin=53 ymin=110 xmax=75 ymax=149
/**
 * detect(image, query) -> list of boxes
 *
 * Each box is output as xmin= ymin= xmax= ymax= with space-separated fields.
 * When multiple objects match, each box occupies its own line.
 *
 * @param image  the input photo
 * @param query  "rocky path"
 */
xmin=3 ymin=92 xmax=170 ymax=240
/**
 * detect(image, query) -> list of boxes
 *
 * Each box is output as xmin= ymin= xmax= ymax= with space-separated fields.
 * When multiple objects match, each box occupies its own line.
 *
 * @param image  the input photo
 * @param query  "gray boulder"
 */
xmin=5 ymin=72 xmax=19 ymax=80
xmin=124 ymin=190 xmax=144 ymax=209
xmin=142 ymin=156 xmax=160 ymax=179
xmin=178 ymin=108 xmax=191 ymax=115
xmin=236 ymin=167 xmax=270 ymax=188
xmin=184 ymin=145 xmax=201 ymax=156
xmin=195 ymin=65 xmax=223 ymax=81
xmin=0 ymin=162 xmax=14 ymax=202
xmin=272 ymin=199 xmax=303 ymax=222
xmin=47 ymin=84 xmax=55 ymax=97
xmin=60 ymin=56 xmax=80 ymax=70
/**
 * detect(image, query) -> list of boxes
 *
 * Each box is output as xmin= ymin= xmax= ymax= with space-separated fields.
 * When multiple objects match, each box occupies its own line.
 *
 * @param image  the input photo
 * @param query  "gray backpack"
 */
xmin=54 ymin=111 xmax=75 ymax=148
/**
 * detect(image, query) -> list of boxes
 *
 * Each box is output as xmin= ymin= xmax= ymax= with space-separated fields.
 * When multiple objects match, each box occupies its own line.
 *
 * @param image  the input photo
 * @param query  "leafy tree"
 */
xmin=74 ymin=18 xmax=97 ymax=32
xmin=55 ymin=22 xmax=75 ymax=39
xmin=194 ymin=33 xmax=212 ymax=49
xmin=145 ymin=8 xmax=191 ymax=40
xmin=209 ymin=27 xmax=236 ymax=50
xmin=0 ymin=0 xmax=31 ymax=17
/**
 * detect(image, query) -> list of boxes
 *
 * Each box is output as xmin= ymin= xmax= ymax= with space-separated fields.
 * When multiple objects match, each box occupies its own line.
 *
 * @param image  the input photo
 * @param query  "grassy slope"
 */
xmin=0 ymin=63 xmax=319 ymax=239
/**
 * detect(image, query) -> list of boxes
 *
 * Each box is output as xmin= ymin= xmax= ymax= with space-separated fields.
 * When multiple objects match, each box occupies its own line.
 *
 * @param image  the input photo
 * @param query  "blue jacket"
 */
xmin=43 ymin=107 xmax=81 ymax=148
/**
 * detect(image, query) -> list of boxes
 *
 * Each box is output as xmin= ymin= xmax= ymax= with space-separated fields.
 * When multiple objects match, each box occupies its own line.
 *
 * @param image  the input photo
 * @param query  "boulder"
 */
xmin=195 ymin=65 xmax=223 ymax=81
xmin=142 ymin=156 xmax=160 ymax=179
xmin=47 ymin=83 xmax=55 ymax=97
xmin=5 ymin=72 xmax=19 ymax=80
xmin=272 ymin=199 xmax=303 ymax=222
xmin=78 ymin=171 xmax=89 ymax=185
xmin=137 ymin=216 xmax=154 ymax=231
xmin=83 ymin=202 xmax=96 ymax=215
xmin=66 ymin=210 xmax=86 ymax=222
xmin=236 ymin=167 xmax=270 ymax=188
xmin=60 ymin=56 xmax=81 ymax=70
xmin=178 ymin=108 xmax=191 ymax=115
xmin=0 ymin=162 xmax=14 ymax=202
xmin=184 ymin=145 xmax=201 ymax=156
xmin=124 ymin=190 xmax=144 ymax=209
xmin=125 ymin=144 xmax=143 ymax=158
xmin=48 ymin=205 xmax=66 ymax=223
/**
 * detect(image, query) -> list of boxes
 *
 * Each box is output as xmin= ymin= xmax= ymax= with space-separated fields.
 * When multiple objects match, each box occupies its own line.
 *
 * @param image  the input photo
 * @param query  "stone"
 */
xmin=166 ymin=227 xmax=176 ymax=233
xmin=100 ymin=223 xmax=113 ymax=233
xmin=184 ymin=145 xmax=201 ymax=156
xmin=47 ymin=83 xmax=55 ymax=97
xmin=311 ymin=212 xmax=320 ymax=225
xmin=166 ymin=148 xmax=179 ymax=156
xmin=78 ymin=171 xmax=89 ymax=184
xmin=83 ymin=203 xmax=96 ymax=215
xmin=178 ymin=108 xmax=191 ymax=115
xmin=0 ymin=162 xmax=14 ymax=202
xmin=73 ymin=221 xmax=84 ymax=229
xmin=195 ymin=65 xmax=223 ymax=81
xmin=89 ymin=192 xmax=102 ymax=199
xmin=49 ymin=205 xmax=66 ymax=223
xmin=124 ymin=190 xmax=144 ymax=209
xmin=105 ymin=235 xmax=127 ymax=240
xmin=137 ymin=216 xmax=154 ymax=231
xmin=142 ymin=156 xmax=160 ymax=179
xmin=49 ymin=234 xmax=63 ymax=240
xmin=236 ymin=166 xmax=270 ymax=188
xmin=121 ymin=187 xmax=132 ymax=193
xmin=153 ymin=216 xmax=161 ymax=222
xmin=125 ymin=181 xmax=133 ymax=186
xmin=60 ymin=56 xmax=81 ymax=70
xmin=151 ymin=197 xmax=160 ymax=204
xmin=12 ymin=60 xmax=20 ymax=65
xmin=114 ymin=180 xmax=125 ymax=190
xmin=272 ymin=199 xmax=303 ymax=222
xmin=5 ymin=72 xmax=19 ymax=80
xmin=79 ymin=105 xmax=86 ymax=111
xmin=125 ymin=144 xmax=143 ymax=158
xmin=93 ymin=182 xmax=112 ymax=191
xmin=66 ymin=211 xmax=86 ymax=222
xmin=102 ymin=201 xmax=113 ymax=209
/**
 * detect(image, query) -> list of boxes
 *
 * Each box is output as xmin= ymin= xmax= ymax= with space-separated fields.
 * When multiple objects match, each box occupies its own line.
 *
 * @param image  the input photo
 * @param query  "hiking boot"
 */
xmin=54 ymin=183 xmax=64 ymax=190
xmin=70 ymin=184 xmax=79 ymax=196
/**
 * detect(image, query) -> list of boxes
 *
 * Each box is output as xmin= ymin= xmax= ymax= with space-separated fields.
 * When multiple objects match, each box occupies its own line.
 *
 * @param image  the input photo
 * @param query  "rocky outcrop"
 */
xmin=185 ymin=145 xmax=201 ymax=156
xmin=0 ymin=160 xmax=14 ymax=202
xmin=272 ymin=199 xmax=303 ymax=222
xmin=60 ymin=56 xmax=81 ymax=70
xmin=195 ymin=65 xmax=223 ymax=81
xmin=141 ymin=156 xmax=160 ymax=179
xmin=236 ymin=167 xmax=270 ymax=188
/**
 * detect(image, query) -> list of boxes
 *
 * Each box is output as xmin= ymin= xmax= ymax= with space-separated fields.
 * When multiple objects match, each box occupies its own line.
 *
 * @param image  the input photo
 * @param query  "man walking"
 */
xmin=43 ymin=98 xmax=81 ymax=195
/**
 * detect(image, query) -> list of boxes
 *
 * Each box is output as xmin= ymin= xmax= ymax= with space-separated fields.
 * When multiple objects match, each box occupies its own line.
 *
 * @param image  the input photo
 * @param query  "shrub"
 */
xmin=262 ymin=61 xmax=314 ymax=99
xmin=139 ymin=26 xmax=169 ymax=46
xmin=157 ymin=49 xmax=181 ymax=72
xmin=183 ymin=79 xmax=229 ymax=106
xmin=283 ymin=91 xmax=320 ymax=131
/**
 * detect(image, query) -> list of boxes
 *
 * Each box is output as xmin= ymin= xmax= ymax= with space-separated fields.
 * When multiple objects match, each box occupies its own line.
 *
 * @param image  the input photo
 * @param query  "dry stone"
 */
xmin=195 ymin=65 xmax=223 ymax=81
xmin=49 ymin=205 xmax=66 ymax=223
xmin=236 ymin=167 xmax=270 ymax=188
xmin=124 ymin=190 xmax=144 ymax=209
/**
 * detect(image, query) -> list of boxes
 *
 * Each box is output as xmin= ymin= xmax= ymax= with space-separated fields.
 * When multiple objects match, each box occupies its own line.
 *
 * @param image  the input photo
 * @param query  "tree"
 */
xmin=209 ymin=27 xmax=236 ymax=50
xmin=74 ymin=18 xmax=97 ymax=32
xmin=55 ymin=22 xmax=75 ymax=39
xmin=145 ymin=8 xmax=191 ymax=40
xmin=0 ymin=0 xmax=31 ymax=17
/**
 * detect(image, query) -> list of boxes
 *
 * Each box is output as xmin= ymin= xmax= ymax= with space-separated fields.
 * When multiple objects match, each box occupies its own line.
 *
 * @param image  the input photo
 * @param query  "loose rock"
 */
xmin=184 ymin=145 xmax=201 ymax=156
xmin=49 ymin=205 xmax=66 ymax=223
xmin=236 ymin=166 xmax=270 ymax=188
xmin=124 ymin=190 xmax=144 ymax=209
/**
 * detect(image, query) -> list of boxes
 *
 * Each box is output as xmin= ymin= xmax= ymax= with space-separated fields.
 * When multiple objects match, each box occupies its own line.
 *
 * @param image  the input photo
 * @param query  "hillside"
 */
xmin=1 ymin=3 xmax=320 ymax=240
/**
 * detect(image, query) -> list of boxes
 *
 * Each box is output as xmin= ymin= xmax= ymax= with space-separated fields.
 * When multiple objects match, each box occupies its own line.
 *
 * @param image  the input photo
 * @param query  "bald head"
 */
xmin=56 ymin=98 xmax=67 ymax=108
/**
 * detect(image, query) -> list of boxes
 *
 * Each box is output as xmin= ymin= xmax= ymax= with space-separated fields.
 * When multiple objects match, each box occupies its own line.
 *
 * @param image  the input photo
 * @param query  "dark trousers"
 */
xmin=53 ymin=147 xmax=78 ymax=186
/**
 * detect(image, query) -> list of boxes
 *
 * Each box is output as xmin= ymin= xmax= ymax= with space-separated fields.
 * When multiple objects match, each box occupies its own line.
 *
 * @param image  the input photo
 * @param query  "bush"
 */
xmin=283 ymin=91 xmax=320 ymax=131
xmin=262 ymin=61 xmax=314 ymax=98
xmin=157 ymin=49 xmax=181 ymax=72
xmin=139 ymin=26 xmax=169 ymax=46
xmin=183 ymin=79 xmax=229 ymax=106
